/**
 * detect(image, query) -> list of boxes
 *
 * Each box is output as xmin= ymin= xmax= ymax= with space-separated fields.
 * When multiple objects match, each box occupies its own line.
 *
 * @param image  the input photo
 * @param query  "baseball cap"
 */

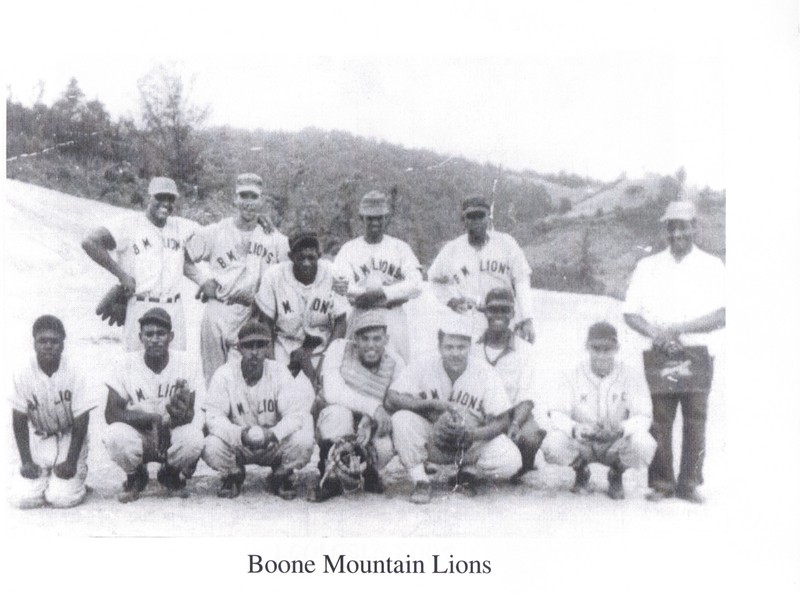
xmin=438 ymin=312 xmax=472 ymax=340
xmin=359 ymin=191 xmax=390 ymax=216
xmin=484 ymin=287 xmax=515 ymax=309
xmin=235 ymin=173 xmax=263 ymax=197
xmin=288 ymin=230 xmax=320 ymax=254
xmin=587 ymin=321 xmax=618 ymax=346
xmin=660 ymin=201 xmax=697 ymax=222
xmin=148 ymin=177 xmax=179 ymax=198
xmin=138 ymin=307 xmax=172 ymax=330
xmin=462 ymin=195 xmax=491 ymax=214
xmin=32 ymin=314 xmax=66 ymax=339
xmin=238 ymin=321 xmax=271 ymax=343
xmin=351 ymin=309 xmax=388 ymax=334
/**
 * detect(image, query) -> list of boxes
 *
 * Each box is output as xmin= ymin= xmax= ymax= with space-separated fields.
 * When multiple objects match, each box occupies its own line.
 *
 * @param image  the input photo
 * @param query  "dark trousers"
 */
xmin=647 ymin=390 xmax=709 ymax=492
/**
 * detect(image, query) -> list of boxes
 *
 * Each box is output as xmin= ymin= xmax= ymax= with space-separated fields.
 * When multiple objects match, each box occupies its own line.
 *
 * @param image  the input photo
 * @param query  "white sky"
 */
xmin=1 ymin=1 xmax=742 ymax=189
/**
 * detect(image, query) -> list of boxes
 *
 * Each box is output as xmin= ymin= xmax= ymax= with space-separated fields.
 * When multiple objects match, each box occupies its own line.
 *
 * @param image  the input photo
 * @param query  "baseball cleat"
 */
xmin=117 ymin=465 xmax=148 ymax=504
xmin=607 ymin=466 xmax=625 ymax=500
xmin=409 ymin=481 xmax=432 ymax=505
xmin=570 ymin=463 xmax=591 ymax=495
xmin=217 ymin=471 xmax=244 ymax=499
xmin=676 ymin=486 xmax=705 ymax=504
xmin=645 ymin=488 xmax=675 ymax=502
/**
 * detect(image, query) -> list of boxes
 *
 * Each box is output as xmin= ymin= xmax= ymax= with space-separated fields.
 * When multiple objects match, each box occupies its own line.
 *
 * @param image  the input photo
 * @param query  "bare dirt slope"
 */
xmin=2 ymin=179 xmax=726 ymax=537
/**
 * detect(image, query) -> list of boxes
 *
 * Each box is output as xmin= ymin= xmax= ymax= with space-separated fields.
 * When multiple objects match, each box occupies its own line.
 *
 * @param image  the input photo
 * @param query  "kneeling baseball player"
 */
xmin=311 ymin=309 xmax=405 ymax=502
xmin=103 ymin=308 xmax=205 ymax=503
xmin=386 ymin=315 xmax=522 ymax=504
xmin=541 ymin=322 xmax=657 ymax=499
xmin=10 ymin=316 xmax=99 ymax=509
xmin=201 ymin=321 xmax=315 ymax=499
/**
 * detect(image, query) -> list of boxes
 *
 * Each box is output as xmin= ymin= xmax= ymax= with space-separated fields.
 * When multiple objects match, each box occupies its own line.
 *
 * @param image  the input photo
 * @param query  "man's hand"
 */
xmin=572 ymin=423 xmax=596 ymax=442
xmin=353 ymin=288 xmax=386 ymax=309
xmin=446 ymin=297 xmax=475 ymax=314
xmin=515 ymin=319 xmax=535 ymax=344
xmin=507 ymin=420 xmax=522 ymax=442
xmin=373 ymin=406 xmax=392 ymax=437
xmin=332 ymin=276 xmax=349 ymax=296
xmin=591 ymin=423 xmax=624 ymax=444
xmin=195 ymin=279 xmax=221 ymax=303
xmin=20 ymin=461 xmax=41 ymax=480
xmin=118 ymin=272 xmax=136 ymax=296
xmin=53 ymin=461 xmax=77 ymax=480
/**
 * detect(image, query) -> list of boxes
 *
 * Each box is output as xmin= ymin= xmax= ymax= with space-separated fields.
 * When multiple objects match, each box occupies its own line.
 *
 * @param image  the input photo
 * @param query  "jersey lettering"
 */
xmin=56 ymin=389 xmax=72 ymax=405
xmin=226 ymin=250 xmax=236 ymax=262
xmin=256 ymin=399 xmax=277 ymax=414
xmin=143 ymin=238 xmax=152 ymax=249
xmin=479 ymin=259 xmax=510 ymax=275
xmin=217 ymin=257 xmax=227 ymax=268
xmin=282 ymin=300 xmax=292 ymax=313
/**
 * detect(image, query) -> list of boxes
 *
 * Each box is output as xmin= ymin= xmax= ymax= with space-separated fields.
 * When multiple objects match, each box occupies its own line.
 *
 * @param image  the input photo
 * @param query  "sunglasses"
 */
xmin=240 ymin=340 xmax=269 ymax=350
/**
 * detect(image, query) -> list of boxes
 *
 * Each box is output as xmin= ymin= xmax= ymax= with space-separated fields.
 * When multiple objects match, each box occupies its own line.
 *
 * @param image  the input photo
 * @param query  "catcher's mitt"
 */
xmin=431 ymin=409 xmax=473 ymax=463
xmin=165 ymin=379 xmax=195 ymax=429
xmin=95 ymin=284 xmax=129 ymax=327
xmin=320 ymin=435 xmax=377 ymax=492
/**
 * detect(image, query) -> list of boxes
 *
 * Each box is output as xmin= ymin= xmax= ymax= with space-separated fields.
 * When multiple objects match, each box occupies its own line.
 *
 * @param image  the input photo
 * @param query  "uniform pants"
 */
xmin=103 ymin=422 xmax=203 ymax=476
xmin=648 ymin=391 xmax=709 ymax=492
xmin=542 ymin=429 xmax=657 ymax=470
xmin=316 ymin=404 xmax=395 ymax=470
xmin=202 ymin=423 xmax=314 ymax=476
xmin=124 ymin=296 xmax=187 ymax=351
xmin=12 ymin=431 xmax=89 ymax=509
xmin=200 ymin=300 xmax=250 ymax=383
xmin=391 ymin=410 xmax=522 ymax=481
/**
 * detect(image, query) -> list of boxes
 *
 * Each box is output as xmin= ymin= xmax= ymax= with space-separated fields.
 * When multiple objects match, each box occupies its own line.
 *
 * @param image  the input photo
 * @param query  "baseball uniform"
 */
xmin=102 ymin=350 xmax=205 ymax=477
xmin=427 ymin=231 xmax=535 ymax=338
xmin=254 ymin=260 xmax=349 ymax=365
xmin=202 ymin=359 xmax=315 ymax=475
xmin=333 ymin=235 xmax=423 ymax=361
xmin=317 ymin=337 xmax=406 ymax=469
xmin=105 ymin=212 xmax=199 ymax=351
xmin=542 ymin=359 xmax=657 ymax=470
xmin=390 ymin=352 xmax=521 ymax=480
xmin=10 ymin=354 xmax=98 ymax=508
xmin=186 ymin=217 xmax=289 ymax=382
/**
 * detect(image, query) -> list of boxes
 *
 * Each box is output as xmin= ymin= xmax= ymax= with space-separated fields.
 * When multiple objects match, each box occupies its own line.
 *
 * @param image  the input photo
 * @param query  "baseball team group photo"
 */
xmin=4 ymin=58 xmax=726 ymax=536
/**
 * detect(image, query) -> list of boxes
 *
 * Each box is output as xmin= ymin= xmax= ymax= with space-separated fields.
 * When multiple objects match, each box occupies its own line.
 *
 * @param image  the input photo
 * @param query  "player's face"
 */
xmin=140 ymin=323 xmax=173 ymax=358
xmin=439 ymin=334 xmax=472 ymax=375
xmin=147 ymin=193 xmax=176 ymax=227
xmin=239 ymin=338 xmax=269 ymax=378
xmin=354 ymin=327 xmax=388 ymax=366
xmin=484 ymin=303 xmax=514 ymax=333
xmin=362 ymin=215 xmax=389 ymax=241
xmin=463 ymin=209 xmax=490 ymax=236
xmin=666 ymin=219 xmax=695 ymax=258
xmin=291 ymin=247 xmax=320 ymax=282
xmin=34 ymin=330 xmax=64 ymax=367
xmin=234 ymin=191 xmax=265 ymax=222
xmin=587 ymin=341 xmax=618 ymax=378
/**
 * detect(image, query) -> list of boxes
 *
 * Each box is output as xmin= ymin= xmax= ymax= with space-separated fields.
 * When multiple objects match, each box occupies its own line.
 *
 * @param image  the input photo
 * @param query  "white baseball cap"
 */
xmin=438 ymin=311 xmax=472 ymax=340
xmin=148 ymin=177 xmax=179 ymax=198
xmin=235 ymin=173 xmax=264 ymax=197
xmin=660 ymin=201 xmax=697 ymax=222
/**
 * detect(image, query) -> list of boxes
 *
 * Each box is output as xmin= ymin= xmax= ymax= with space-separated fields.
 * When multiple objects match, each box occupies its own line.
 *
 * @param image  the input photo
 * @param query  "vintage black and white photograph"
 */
xmin=2 ymin=0 xmax=798 ymax=593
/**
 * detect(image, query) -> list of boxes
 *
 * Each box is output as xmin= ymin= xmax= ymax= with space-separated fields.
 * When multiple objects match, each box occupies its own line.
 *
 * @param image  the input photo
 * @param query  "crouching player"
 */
xmin=202 ymin=321 xmax=315 ymax=500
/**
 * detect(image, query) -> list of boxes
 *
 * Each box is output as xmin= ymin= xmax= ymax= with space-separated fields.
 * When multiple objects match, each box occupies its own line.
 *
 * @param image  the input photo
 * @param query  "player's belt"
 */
xmin=135 ymin=293 xmax=181 ymax=303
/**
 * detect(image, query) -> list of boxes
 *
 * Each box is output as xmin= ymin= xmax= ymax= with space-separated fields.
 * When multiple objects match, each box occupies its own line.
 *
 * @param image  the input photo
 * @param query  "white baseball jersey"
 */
xmin=471 ymin=334 xmax=537 ymax=409
xmin=203 ymin=359 xmax=314 ymax=445
xmin=548 ymin=360 xmax=652 ymax=438
xmin=11 ymin=355 xmax=97 ymax=436
xmin=186 ymin=217 xmax=289 ymax=301
xmin=390 ymin=352 xmax=512 ymax=426
xmin=333 ymin=235 xmax=423 ymax=303
xmin=107 ymin=351 xmax=205 ymax=419
xmin=254 ymin=260 xmax=349 ymax=360
xmin=427 ymin=231 xmax=535 ymax=322
xmin=106 ymin=213 xmax=199 ymax=298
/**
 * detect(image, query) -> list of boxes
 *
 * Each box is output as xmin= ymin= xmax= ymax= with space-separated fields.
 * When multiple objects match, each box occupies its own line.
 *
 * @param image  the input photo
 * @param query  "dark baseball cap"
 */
xmin=462 ymin=195 xmax=491 ymax=214
xmin=484 ymin=287 xmax=515 ymax=308
xmin=32 ymin=314 xmax=66 ymax=339
xmin=587 ymin=321 xmax=618 ymax=345
xmin=288 ymin=230 xmax=320 ymax=254
xmin=138 ymin=307 xmax=172 ymax=330
xmin=238 ymin=321 xmax=271 ymax=343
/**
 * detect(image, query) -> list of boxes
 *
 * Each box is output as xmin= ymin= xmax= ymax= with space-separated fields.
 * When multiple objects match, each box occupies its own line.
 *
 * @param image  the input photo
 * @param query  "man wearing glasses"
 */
xmin=428 ymin=195 xmax=535 ymax=343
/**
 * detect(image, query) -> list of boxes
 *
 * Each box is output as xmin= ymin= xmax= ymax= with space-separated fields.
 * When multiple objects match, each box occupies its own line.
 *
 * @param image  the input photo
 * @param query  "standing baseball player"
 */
xmin=187 ymin=173 xmax=289 ymax=383
xmin=253 ymin=231 xmax=348 ymax=384
xmin=623 ymin=200 xmax=725 ymax=504
xmin=541 ymin=322 xmax=657 ymax=500
xmin=82 ymin=176 xmax=200 ymax=351
xmin=332 ymin=190 xmax=422 ymax=361
xmin=202 ymin=321 xmax=315 ymax=500
xmin=471 ymin=287 xmax=546 ymax=483
xmin=103 ymin=307 xmax=205 ymax=502
xmin=312 ymin=309 xmax=405 ymax=502
xmin=427 ymin=195 xmax=535 ymax=343
xmin=386 ymin=314 xmax=522 ymax=504
xmin=10 ymin=316 xmax=98 ymax=509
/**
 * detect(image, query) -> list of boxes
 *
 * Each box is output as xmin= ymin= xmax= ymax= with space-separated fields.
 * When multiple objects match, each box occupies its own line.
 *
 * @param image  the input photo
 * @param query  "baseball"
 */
xmin=244 ymin=425 xmax=267 ymax=446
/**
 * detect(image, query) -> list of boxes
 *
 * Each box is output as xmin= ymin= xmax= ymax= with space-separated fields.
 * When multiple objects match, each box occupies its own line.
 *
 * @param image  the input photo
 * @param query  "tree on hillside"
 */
xmin=138 ymin=65 xmax=209 ymax=185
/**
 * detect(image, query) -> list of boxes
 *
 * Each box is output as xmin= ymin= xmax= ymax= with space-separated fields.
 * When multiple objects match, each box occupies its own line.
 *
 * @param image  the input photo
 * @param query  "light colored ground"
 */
xmin=1 ymin=179 xmax=726 ymax=537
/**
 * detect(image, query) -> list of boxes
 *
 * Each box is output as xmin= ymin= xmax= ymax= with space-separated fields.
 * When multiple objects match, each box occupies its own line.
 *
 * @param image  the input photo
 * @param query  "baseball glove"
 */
xmin=165 ymin=379 xmax=195 ymax=429
xmin=431 ymin=409 xmax=473 ymax=463
xmin=95 ymin=284 xmax=129 ymax=326
xmin=320 ymin=435 xmax=377 ymax=492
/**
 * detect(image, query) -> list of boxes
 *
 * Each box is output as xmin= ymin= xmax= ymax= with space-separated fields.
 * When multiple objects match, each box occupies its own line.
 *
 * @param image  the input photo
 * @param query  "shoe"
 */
xmin=570 ymin=463 xmax=591 ymax=494
xmin=363 ymin=466 xmax=384 ymax=494
xmin=410 ymin=481 xmax=432 ymax=504
xmin=269 ymin=470 xmax=297 ymax=501
xmin=607 ymin=467 xmax=625 ymax=500
xmin=309 ymin=478 xmax=344 ymax=503
xmin=449 ymin=470 xmax=479 ymax=497
xmin=217 ymin=470 xmax=245 ymax=499
xmin=157 ymin=465 xmax=189 ymax=498
xmin=645 ymin=488 xmax=675 ymax=502
xmin=676 ymin=486 xmax=705 ymax=504
xmin=117 ymin=465 xmax=148 ymax=504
